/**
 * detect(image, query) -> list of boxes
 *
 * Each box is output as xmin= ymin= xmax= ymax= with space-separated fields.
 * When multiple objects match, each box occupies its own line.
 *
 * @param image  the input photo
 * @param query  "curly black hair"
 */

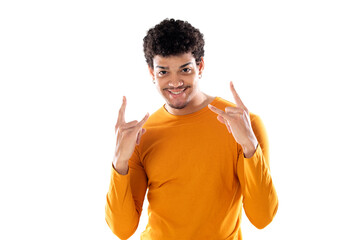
xmin=143 ymin=18 xmax=205 ymax=69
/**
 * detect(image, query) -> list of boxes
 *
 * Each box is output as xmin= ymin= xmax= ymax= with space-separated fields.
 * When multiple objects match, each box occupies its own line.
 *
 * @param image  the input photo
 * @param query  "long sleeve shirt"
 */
xmin=105 ymin=96 xmax=278 ymax=240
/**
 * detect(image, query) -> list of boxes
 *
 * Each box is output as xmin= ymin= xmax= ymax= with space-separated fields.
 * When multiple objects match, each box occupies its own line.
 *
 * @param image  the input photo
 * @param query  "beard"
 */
xmin=168 ymin=102 xmax=188 ymax=109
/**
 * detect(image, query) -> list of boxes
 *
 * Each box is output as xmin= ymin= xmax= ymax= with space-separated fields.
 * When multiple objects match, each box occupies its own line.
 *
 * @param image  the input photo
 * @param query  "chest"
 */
xmin=140 ymin=121 xmax=239 ymax=189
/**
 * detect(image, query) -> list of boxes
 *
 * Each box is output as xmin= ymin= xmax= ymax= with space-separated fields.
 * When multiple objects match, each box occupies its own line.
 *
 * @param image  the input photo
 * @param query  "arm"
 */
xmin=105 ymin=96 xmax=149 ymax=239
xmin=105 ymin=146 xmax=148 ymax=239
xmin=237 ymin=114 xmax=278 ymax=229
xmin=208 ymin=82 xmax=278 ymax=229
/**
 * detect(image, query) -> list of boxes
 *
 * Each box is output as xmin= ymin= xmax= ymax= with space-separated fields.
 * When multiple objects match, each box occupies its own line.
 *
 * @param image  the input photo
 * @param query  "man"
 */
xmin=105 ymin=18 xmax=278 ymax=240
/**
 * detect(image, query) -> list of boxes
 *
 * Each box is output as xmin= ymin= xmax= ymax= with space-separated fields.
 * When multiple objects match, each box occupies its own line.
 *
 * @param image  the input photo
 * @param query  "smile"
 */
xmin=168 ymin=88 xmax=186 ymax=95
xmin=166 ymin=87 xmax=189 ymax=95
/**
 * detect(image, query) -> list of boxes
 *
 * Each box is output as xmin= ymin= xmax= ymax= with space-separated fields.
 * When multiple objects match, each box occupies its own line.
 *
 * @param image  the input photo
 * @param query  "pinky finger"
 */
xmin=136 ymin=131 xmax=141 ymax=145
xmin=217 ymin=115 xmax=226 ymax=124
xmin=136 ymin=128 xmax=147 ymax=145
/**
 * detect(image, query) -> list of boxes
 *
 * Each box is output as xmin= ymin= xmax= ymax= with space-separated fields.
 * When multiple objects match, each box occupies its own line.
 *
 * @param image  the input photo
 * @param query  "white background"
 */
xmin=1 ymin=0 xmax=359 ymax=239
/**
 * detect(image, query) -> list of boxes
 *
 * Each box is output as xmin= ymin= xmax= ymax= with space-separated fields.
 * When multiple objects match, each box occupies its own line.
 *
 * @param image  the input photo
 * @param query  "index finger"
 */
xmin=230 ymin=81 xmax=246 ymax=108
xmin=117 ymin=96 xmax=127 ymax=125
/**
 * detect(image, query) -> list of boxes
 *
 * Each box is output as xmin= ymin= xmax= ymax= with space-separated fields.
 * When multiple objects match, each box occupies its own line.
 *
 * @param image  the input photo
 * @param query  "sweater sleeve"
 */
xmin=105 ymin=146 xmax=148 ymax=239
xmin=237 ymin=113 xmax=279 ymax=229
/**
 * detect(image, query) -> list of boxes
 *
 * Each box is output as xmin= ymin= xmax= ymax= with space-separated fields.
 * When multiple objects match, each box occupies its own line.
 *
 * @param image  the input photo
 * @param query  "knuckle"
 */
xmin=238 ymin=108 xmax=247 ymax=115
xmin=119 ymin=123 xmax=126 ymax=130
xmin=237 ymin=108 xmax=245 ymax=114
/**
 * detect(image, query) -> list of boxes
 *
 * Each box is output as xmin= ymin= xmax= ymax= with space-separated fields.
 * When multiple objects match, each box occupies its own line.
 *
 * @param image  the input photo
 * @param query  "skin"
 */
xmin=208 ymin=81 xmax=258 ymax=158
xmin=113 ymin=52 xmax=258 ymax=175
xmin=148 ymin=52 xmax=214 ymax=116
xmin=113 ymin=96 xmax=149 ymax=174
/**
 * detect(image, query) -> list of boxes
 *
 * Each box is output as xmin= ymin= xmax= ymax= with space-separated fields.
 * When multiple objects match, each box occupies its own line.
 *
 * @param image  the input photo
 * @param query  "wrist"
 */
xmin=112 ymin=159 xmax=129 ymax=175
xmin=242 ymin=139 xmax=258 ymax=158
xmin=113 ymin=155 xmax=129 ymax=165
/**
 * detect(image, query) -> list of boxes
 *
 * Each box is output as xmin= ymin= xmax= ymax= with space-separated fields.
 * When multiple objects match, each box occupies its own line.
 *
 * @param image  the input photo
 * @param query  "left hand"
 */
xmin=208 ymin=81 xmax=258 ymax=158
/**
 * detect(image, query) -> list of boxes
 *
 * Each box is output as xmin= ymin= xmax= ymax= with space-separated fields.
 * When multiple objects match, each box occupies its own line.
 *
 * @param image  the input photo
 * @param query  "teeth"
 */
xmin=169 ymin=88 xmax=185 ymax=95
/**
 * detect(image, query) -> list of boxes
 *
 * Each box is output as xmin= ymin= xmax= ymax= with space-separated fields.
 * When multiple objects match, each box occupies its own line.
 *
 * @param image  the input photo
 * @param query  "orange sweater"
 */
xmin=105 ymin=97 xmax=278 ymax=240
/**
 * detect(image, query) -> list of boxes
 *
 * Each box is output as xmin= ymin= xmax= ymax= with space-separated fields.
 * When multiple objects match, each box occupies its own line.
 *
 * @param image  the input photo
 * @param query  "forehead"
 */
xmin=153 ymin=52 xmax=196 ymax=67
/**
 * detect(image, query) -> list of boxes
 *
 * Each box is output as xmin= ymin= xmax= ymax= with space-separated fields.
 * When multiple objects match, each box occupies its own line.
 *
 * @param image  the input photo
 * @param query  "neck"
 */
xmin=165 ymin=92 xmax=215 ymax=116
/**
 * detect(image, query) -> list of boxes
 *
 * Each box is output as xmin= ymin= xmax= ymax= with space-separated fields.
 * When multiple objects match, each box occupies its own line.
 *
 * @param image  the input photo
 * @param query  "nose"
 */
xmin=168 ymin=78 xmax=184 ymax=88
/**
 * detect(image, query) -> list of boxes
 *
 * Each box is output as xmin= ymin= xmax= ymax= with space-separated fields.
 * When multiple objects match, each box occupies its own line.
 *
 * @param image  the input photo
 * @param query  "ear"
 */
xmin=148 ymin=65 xmax=155 ymax=82
xmin=198 ymin=57 xmax=205 ymax=75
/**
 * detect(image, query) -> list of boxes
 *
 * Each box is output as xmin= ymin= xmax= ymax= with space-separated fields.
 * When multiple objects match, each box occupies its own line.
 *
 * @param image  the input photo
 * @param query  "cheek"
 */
xmin=184 ymin=74 xmax=197 ymax=84
xmin=155 ymin=80 xmax=167 ymax=91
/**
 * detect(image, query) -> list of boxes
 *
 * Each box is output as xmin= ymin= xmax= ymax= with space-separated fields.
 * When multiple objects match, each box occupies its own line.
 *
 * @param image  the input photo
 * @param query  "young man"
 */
xmin=105 ymin=18 xmax=278 ymax=240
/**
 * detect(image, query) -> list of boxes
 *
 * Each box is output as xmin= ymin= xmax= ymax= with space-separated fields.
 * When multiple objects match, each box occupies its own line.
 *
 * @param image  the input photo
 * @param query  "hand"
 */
xmin=113 ymin=96 xmax=149 ymax=169
xmin=208 ymin=81 xmax=258 ymax=158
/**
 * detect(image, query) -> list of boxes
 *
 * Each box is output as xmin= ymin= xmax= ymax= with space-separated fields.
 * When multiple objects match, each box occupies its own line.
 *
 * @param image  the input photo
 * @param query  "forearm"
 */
xmin=239 ymin=145 xmax=278 ymax=229
xmin=105 ymin=165 xmax=141 ymax=239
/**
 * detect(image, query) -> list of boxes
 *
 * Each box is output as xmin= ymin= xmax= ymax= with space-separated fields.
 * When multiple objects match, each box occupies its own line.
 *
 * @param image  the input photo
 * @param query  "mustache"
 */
xmin=163 ymin=86 xmax=190 ymax=91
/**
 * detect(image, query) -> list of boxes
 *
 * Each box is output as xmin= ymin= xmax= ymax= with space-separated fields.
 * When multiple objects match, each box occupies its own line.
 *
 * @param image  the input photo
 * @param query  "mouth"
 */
xmin=165 ymin=87 xmax=189 ymax=97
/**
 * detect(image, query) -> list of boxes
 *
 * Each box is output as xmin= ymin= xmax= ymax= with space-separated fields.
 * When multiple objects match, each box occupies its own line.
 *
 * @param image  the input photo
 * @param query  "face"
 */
xmin=149 ymin=52 xmax=204 ymax=111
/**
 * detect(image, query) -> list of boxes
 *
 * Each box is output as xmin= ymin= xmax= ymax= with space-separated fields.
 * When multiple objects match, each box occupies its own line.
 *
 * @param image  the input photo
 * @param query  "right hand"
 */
xmin=113 ymin=96 xmax=149 ymax=171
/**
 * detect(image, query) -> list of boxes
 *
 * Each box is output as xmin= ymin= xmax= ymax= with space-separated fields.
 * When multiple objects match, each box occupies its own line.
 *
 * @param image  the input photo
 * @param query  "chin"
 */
xmin=165 ymin=97 xmax=189 ymax=109
xmin=168 ymin=102 xmax=188 ymax=109
xmin=163 ymin=93 xmax=191 ymax=110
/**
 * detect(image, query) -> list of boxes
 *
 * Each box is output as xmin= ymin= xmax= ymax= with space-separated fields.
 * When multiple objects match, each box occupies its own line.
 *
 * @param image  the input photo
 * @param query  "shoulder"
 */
xmin=249 ymin=112 xmax=262 ymax=125
xmin=213 ymin=97 xmax=237 ymax=109
xmin=143 ymin=106 xmax=165 ymax=128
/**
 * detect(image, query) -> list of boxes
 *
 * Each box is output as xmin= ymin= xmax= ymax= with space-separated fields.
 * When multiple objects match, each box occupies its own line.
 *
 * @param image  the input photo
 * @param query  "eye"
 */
xmin=182 ymin=68 xmax=192 ymax=73
xmin=158 ymin=70 xmax=167 ymax=76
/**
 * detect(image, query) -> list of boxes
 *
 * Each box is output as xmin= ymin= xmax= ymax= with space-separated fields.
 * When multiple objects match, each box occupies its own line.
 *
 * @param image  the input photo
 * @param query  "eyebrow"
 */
xmin=155 ymin=62 xmax=193 ymax=70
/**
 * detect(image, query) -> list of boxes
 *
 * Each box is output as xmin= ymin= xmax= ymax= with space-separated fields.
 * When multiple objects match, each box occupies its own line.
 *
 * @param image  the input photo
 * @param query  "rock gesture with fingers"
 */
xmin=113 ymin=96 xmax=149 ymax=174
xmin=208 ymin=81 xmax=258 ymax=158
